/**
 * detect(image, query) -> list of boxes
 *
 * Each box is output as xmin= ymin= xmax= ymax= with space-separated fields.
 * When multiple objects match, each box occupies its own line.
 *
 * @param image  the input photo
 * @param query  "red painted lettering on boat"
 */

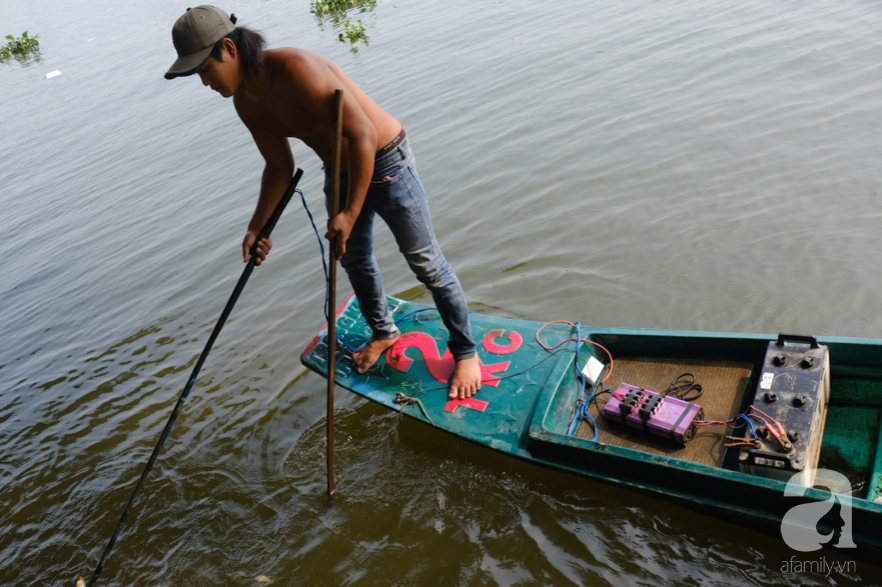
xmin=386 ymin=331 xmax=510 ymax=387
xmin=444 ymin=397 xmax=489 ymax=413
xmin=482 ymin=329 xmax=523 ymax=354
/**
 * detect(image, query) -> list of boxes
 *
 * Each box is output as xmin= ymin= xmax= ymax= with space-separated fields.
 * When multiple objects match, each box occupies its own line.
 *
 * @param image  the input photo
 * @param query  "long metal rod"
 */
xmin=327 ymin=89 xmax=344 ymax=496
xmin=86 ymin=169 xmax=304 ymax=586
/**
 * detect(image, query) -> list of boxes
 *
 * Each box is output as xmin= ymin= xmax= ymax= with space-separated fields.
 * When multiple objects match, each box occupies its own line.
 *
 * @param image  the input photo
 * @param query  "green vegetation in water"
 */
xmin=310 ymin=0 xmax=375 ymax=18
xmin=0 ymin=31 xmax=40 ymax=61
xmin=310 ymin=0 xmax=374 ymax=53
xmin=339 ymin=20 xmax=368 ymax=43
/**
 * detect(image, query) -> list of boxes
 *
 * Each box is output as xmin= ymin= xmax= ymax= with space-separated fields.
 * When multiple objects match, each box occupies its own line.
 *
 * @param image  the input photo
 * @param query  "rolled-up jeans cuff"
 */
xmin=373 ymin=327 xmax=400 ymax=341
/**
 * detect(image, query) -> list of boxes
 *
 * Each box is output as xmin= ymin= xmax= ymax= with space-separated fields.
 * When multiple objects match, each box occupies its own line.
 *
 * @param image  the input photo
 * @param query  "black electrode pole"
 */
xmin=86 ymin=169 xmax=303 ymax=586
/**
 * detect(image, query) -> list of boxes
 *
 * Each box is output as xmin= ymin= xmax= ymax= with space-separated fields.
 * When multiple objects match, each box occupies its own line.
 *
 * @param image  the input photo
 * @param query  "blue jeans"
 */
xmin=323 ymin=137 xmax=476 ymax=360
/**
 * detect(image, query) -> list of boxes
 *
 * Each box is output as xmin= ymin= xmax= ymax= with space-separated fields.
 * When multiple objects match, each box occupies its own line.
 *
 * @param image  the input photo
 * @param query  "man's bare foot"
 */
xmin=449 ymin=355 xmax=482 ymax=400
xmin=351 ymin=334 xmax=400 ymax=374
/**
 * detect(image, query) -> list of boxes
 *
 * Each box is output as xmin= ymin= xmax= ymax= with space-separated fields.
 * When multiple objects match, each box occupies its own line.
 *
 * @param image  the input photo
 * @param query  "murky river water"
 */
xmin=3 ymin=0 xmax=882 ymax=585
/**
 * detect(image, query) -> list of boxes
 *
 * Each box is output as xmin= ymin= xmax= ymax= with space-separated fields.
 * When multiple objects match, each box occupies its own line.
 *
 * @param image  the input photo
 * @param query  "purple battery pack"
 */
xmin=602 ymin=383 xmax=704 ymax=446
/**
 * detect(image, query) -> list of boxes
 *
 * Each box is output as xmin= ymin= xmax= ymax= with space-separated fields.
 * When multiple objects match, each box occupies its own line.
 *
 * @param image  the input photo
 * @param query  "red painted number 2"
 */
xmin=385 ymin=329 xmax=523 ymax=414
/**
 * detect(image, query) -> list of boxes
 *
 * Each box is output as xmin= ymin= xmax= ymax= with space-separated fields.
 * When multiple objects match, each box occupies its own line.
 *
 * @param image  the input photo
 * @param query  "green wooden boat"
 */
xmin=301 ymin=294 xmax=882 ymax=555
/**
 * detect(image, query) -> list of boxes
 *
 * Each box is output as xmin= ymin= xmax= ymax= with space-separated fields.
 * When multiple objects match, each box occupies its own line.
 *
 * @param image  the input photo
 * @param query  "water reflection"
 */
xmin=0 ymin=50 xmax=43 ymax=67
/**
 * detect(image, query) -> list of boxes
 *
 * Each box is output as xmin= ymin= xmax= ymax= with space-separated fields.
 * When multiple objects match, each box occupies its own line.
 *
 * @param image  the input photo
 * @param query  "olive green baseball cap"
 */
xmin=165 ymin=5 xmax=236 ymax=79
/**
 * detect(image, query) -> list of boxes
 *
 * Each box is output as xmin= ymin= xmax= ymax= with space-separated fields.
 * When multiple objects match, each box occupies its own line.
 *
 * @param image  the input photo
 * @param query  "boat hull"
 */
xmin=301 ymin=295 xmax=882 ymax=556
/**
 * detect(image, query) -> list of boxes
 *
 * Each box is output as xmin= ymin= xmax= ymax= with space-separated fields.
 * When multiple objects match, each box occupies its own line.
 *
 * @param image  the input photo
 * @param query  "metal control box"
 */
xmin=739 ymin=333 xmax=830 ymax=487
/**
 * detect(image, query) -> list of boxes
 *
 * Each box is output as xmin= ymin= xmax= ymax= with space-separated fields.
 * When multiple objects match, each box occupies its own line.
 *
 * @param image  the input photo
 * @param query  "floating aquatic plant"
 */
xmin=0 ymin=31 xmax=40 ymax=61
xmin=309 ymin=0 xmax=373 ymax=53
xmin=310 ymin=0 xmax=375 ymax=17
xmin=339 ymin=20 xmax=368 ymax=43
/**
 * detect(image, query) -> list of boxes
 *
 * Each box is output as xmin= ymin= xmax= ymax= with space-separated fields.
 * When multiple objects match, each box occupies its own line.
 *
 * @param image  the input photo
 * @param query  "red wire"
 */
xmin=750 ymin=405 xmax=779 ymax=426
xmin=694 ymin=420 xmax=745 ymax=428
xmin=535 ymin=320 xmax=615 ymax=383
xmin=750 ymin=405 xmax=786 ymax=436
xmin=536 ymin=320 xmax=580 ymax=350
xmin=746 ymin=411 xmax=774 ymax=430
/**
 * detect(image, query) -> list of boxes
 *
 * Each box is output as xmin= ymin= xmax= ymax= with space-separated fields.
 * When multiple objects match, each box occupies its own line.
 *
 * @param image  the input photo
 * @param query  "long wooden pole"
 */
xmin=327 ymin=88 xmax=344 ymax=496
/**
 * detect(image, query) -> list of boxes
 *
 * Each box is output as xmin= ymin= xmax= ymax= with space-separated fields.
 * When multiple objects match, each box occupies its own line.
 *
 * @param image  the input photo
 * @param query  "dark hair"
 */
xmin=210 ymin=23 xmax=266 ymax=80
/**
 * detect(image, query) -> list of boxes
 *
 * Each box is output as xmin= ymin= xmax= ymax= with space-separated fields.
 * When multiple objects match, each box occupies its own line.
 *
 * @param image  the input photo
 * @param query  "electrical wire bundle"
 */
xmin=536 ymin=321 xmax=614 ymax=441
xmin=665 ymin=372 xmax=703 ymax=401
xmin=694 ymin=405 xmax=793 ymax=451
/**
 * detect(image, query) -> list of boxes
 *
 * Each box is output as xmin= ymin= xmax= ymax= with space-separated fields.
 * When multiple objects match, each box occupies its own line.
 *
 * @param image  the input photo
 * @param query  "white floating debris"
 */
xmin=46 ymin=70 xmax=62 ymax=79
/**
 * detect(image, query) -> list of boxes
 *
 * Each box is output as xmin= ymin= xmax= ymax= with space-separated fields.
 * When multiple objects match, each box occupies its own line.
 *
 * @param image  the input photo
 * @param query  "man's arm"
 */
xmin=326 ymin=93 xmax=377 ymax=259
xmin=282 ymin=57 xmax=379 ymax=259
xmin=243 ymin=126 xmax=295 ymax=265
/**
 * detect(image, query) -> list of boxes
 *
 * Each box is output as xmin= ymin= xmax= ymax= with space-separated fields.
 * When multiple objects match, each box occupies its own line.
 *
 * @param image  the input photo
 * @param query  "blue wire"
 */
xmin=394 ymin=307 xmax=438 ymax=325
xmin=571 ymin=400 xmax=595 ymax=439
xmin=738 ymin=413 xmax=758 ymax=438
xmin=298 ymin=189 xmax=365 ymax=351
xmin=566 ymin=322 xmax=597 ymax=439
xmin=297 ymin=189 xmax=330 ymax=323
xmin=564 ymin=329 xmax=615 ymax=441
xmin=584 ymin=384 xmax=613 ymax=406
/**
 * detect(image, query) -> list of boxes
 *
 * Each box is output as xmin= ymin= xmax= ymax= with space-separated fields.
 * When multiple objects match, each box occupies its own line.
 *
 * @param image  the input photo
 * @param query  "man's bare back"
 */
xmin=184 ymin=22 xmax=482 ymax=399
xmin=231 ymin=49 xmax=401 ymax=167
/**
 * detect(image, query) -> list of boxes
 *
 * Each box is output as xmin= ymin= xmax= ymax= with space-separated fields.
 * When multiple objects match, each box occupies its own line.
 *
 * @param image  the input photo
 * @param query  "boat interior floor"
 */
xmin=576 ymin=357 xmax=753 ymax=467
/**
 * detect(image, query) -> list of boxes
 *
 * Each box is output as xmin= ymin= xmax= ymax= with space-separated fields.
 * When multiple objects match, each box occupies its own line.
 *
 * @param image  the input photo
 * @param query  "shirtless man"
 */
xmin=165 ymin=6 xmax=481 ymax=399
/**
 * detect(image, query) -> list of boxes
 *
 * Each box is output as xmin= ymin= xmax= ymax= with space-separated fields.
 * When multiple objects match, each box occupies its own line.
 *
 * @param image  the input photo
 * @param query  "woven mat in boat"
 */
xmin=576 ymin=357 xmax=752 ymax=467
